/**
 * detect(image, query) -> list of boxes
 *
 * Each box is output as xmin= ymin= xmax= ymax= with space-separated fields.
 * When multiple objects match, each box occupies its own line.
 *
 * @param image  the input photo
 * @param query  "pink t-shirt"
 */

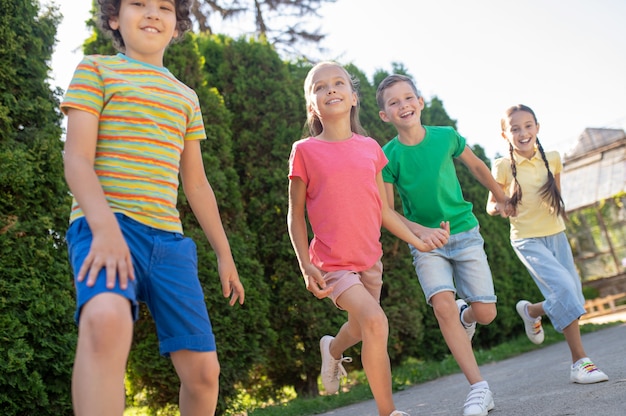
xmin=288 ymin=134 xmax=387 ymax=271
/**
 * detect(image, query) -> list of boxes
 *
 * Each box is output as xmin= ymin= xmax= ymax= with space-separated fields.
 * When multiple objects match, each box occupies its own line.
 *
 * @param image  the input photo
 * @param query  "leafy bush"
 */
xmin=0 ymin=1 xmax=75 ymax=414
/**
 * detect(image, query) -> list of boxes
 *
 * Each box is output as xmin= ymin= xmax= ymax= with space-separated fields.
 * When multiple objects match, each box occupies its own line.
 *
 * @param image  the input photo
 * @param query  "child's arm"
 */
xmin=457 ymin=146 xmax=513 ymax=217
xmin=383 ymin=182 xmax=449 ymax=248
xmin=486 ymin=189 xmax=508 ymax=216
xmin=378 ymin=173 xmax=449 ymax=251
xmin=180 ymin=140 xmax=244 ymax=306
xmin=287 ymin=178 xmax=333 ymax=299
xmin=63 ymin=108 xmax=135 ymax=289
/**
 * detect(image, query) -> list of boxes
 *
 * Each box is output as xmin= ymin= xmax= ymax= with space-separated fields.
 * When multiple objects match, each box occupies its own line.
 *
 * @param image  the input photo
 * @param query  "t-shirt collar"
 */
xmin=512 ymin=147 xmax=541 ymax=165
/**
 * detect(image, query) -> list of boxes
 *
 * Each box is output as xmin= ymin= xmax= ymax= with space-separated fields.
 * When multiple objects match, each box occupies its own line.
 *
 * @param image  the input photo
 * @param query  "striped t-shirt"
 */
xmin=61 ymin=53 xmax=206 ymax=233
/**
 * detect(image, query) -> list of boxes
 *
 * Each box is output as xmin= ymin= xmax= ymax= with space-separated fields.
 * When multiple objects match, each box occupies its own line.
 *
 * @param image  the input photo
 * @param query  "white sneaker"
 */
xmin=389 ymin=411 xmax=410 ymax=416
xmin=570 ymin=358 xmax=609 ymax=384
xmin=515 ymin=300 xmax=544 ymax=344
xmin=319 ymin=335 xmax=352 ymax=394
xmin=456 ymin=299 xmax=476 ymax=341
xmin=463 ymin=387 xmax=494 ymax=416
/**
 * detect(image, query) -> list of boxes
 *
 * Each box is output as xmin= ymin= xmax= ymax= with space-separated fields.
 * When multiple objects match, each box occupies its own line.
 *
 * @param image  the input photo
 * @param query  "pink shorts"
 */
xmin=324 ymin=260 xmax=383 ymax=310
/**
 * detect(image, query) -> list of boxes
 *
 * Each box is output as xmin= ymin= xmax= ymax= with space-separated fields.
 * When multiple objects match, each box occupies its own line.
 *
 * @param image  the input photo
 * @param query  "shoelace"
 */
xmin=464 ymin=388 xmax=490 ymax=409
xmin=333 ymin=356 xmax=353 ymax=379
xmin=579 ymin=361 xmax=600 ymax=373
xmin=532 ymin=319 xmax=543 ymax=335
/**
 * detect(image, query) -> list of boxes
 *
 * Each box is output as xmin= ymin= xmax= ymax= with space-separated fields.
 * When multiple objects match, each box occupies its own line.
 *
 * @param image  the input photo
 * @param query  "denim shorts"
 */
xmin=324 ymin=260 xmax=383 ymax=310
xmin=66 ymin=213 xmax=216 ymax=355
xmin=511 ymin=232 xmax=585 ymax=332
xmin=409 ymin=226 xmax=496 ymax=305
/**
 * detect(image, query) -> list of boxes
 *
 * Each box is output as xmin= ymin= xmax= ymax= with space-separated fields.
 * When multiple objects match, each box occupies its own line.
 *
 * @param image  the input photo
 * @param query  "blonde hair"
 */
xmin=302 ymin=61 xmax=366 ymax=137
xmin=502 ymin=104 xmax=565 ymax=217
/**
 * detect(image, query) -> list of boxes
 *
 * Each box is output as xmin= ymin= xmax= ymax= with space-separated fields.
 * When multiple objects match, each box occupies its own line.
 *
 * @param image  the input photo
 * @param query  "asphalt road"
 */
xmin=318 ymin=322 xmax=626 ymax=416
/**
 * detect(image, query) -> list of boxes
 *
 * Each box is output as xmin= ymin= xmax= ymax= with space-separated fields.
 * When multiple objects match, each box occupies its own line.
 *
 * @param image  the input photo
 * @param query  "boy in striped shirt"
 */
xmin=61 ymin=1 xmax=244 ymax=414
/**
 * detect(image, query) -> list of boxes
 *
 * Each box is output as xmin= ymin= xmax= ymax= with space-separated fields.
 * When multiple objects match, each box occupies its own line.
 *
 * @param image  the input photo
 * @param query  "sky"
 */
xmin=50 ymin=0 xmax=626 ymax=160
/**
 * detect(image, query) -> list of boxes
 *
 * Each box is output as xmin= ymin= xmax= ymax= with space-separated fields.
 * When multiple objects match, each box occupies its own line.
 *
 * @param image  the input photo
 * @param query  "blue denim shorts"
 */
xmin=511 ymin=231 xmax=585 ymax=332
xmin=66 ymin=213 xmax=216 ymax=355
xmin=409 ymin=226 xmax=496 ymax=305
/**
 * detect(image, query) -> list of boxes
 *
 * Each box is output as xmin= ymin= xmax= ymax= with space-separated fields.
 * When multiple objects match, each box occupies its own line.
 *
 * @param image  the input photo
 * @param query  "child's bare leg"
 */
xmin=327 ymin=320 xmax=360 ymax=358
xmin=431 ymin=291 xmax=482 ymax=384
xmin=72 ymin=293 xmax=133 ymax=416
xmin=526 ymin=301 xmax=545 ymax=319
xmin=562 ymin=319 xmax=587 ymax=363
xmin=337 ymin=286 xmax=395 ymax=416
xmin=459 ymin=301 xmax=496 ymax=326
xmin=171 ymin=350 xmax=220 ymax=416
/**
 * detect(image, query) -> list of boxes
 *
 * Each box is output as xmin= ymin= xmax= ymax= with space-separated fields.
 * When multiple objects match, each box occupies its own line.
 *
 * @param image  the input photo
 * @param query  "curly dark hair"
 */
xmin=97 ymin=0 xmax=193 ymax=52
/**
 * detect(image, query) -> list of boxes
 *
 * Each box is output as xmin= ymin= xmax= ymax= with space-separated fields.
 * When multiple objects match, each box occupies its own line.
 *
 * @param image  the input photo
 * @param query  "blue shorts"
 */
xmin=66 ymin=213 xmax=216 ymax=356
xmin=409 ymin=226 xmax=496 ymax=305
xmin=511 ymin=232 xmax=586 ymax=332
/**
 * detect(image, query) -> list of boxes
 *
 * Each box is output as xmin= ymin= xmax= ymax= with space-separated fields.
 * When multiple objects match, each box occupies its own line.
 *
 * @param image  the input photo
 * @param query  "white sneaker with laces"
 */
xmin=319 ymin=335 xmax=352 ymax=394
xmin=515 ymin=300 xmax=544 ymax=344
xmin=570 ymin=358 xmax=609 ymax=384
xmin=463 ymin=387 xmax=494 ymax=416
xmin=389 ymin=411 xmax=410 ymax=416
xmin=456 ymin=299 xmax=476 ymax=342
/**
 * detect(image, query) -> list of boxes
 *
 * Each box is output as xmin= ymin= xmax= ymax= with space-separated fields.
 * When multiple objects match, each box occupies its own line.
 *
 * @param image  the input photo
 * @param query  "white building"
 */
xmin=561 ymin=128 xmax=626 ymax=295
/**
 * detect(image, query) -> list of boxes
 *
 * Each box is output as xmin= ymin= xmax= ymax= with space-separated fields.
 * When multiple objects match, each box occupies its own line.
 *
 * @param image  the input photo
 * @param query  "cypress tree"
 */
xmin=0 ymin=1 xmax=75 ymax=414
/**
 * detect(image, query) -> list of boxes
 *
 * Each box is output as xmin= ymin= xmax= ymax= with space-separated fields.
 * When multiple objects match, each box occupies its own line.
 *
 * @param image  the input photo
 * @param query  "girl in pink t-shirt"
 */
xmin=287 ymin=61 xmax=449 ymax=416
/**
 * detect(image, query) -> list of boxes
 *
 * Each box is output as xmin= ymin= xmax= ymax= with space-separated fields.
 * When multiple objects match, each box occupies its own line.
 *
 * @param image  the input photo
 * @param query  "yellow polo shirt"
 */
xmin=492 ymin=150 xmax=565 ymax=240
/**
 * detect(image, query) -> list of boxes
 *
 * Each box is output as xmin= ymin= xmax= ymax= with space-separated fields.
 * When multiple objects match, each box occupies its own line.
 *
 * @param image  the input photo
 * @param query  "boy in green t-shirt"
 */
xmin=376 ymin=74 xmax=511 ymax=416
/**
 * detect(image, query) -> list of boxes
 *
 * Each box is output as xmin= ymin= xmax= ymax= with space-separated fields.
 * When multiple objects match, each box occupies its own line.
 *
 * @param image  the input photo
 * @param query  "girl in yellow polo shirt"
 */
xmin=487 ymin=104 xmax=608 ymax=385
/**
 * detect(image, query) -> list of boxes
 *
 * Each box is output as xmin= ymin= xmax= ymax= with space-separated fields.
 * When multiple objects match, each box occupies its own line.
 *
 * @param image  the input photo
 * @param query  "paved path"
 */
xmin=318 ymin=321 xmax=626 ymax=416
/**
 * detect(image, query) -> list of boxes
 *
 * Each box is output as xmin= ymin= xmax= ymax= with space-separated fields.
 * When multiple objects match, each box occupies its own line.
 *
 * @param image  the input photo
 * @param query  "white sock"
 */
xmin=524 ymin=304 xmax=536 ymax=321
xmin=573 ymin=357 xmax=590 ymax=367
xmin=471 ymin=380 xmax=489 ymax=390
xmin=460 ymin=308 xmax=473 ymax=327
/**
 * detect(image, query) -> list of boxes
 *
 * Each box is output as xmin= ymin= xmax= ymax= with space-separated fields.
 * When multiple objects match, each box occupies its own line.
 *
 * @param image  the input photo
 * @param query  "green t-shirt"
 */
xmin=382 ymin=125 xmax=477 ymax=234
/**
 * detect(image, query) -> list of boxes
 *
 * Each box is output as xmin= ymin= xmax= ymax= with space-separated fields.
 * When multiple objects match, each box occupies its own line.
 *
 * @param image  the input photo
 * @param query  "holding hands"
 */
xmin=416 ymin=220 xmax=450 ymax=250
xmin=487 ymin=194 xmax=517 ymax=218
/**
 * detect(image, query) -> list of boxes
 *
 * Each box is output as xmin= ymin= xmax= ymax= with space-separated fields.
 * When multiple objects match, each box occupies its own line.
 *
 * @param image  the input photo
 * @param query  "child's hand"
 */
xmin=415 ymin=221 xmax=450 ymax=250
xmin=78 ymin=226 xmax=135 ymax=290
xmin=218 ymin=257 xmax=245 ymax=306
xmin=301 ymin=263 xmax=333 ymax=299
xmin=495 ymin=198 xmax=516 ymax=218
xmin=503 ymin=198 xmax=517 ymax=217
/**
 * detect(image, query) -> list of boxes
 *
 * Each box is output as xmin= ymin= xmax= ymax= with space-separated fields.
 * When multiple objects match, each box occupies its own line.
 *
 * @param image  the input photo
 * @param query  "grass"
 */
xmin=123 ymin=321 xmax=619 ymax=416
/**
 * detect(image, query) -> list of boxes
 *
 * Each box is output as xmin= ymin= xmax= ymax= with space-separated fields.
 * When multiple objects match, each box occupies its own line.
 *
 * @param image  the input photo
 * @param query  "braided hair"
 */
xmin=503 ymin=105 xmax=566 ymax=218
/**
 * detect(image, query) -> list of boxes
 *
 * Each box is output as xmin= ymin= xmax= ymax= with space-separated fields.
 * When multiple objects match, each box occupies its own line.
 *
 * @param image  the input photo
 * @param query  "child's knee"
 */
xmin=431 ymin=297 xmax=458 ymax=323
xmin=79 ymin=295 xmax=133 ymax=344
xmin=473 ymin=303 xmax=497 ymax=325
xmin=361 ymin=309 xmax=389 ymax=337
xmin=191 ymin=364 xmax=220 ymax=391
xmin=177 ymin=353 xmax=220 ymax=393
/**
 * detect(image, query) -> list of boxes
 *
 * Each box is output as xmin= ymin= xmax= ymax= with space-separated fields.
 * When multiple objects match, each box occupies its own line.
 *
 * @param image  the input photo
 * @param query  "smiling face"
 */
xmin=501 ymin=109 xmax=540 ymax=159
xmin=109 ymin=0 xmax=179 ymax=66
xmin=378 ymin=80 xmax=424 ymax=128
xmin=306 ymin=63 xmax=357 ymax=122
